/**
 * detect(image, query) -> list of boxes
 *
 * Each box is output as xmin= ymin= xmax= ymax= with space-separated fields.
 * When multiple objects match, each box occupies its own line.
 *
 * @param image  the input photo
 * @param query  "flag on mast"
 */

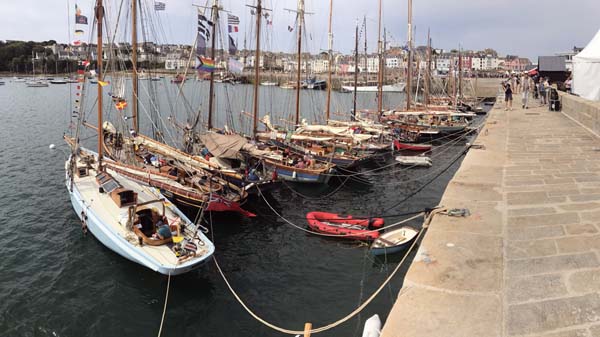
xmin=75 ymin=4 xmax=88 ymax=25
xmin=154 ymin=1 xmax=166 ymax=11
xmin=227 ymin=14 xmax=239 ymax=33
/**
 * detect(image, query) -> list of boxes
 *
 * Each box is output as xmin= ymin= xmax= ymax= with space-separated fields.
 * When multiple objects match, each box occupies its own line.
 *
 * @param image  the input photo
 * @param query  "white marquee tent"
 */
xmin=573 ymin=29 xmax=600 ymax=101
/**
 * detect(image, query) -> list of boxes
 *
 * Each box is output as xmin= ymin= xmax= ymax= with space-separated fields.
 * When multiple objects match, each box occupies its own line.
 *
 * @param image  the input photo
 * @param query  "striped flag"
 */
xmin=197 ymin=57 xmax=215 ymax=73
xmin=154 ymin=1 xmax=166 ymax=11
xmin=197 ymin=8 xmax=213 ymax=56
xmin=228 ymin=14 xmax=239 ymax=33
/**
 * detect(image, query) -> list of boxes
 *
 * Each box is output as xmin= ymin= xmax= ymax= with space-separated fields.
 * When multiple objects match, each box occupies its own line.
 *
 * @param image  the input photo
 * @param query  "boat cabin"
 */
xmin=96 ymin=172 xmax=138 ymax=207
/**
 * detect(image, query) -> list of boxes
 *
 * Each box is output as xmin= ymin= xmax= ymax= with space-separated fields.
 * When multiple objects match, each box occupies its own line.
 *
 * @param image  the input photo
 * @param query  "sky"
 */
xmin=1 ymin=0 xmax=599 ymax=61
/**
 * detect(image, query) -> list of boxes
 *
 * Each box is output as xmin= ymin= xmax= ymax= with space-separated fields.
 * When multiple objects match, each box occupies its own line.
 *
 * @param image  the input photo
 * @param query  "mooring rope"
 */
xmin=257 ymin=185 xmax=425 ymax=238
xmin=213 ymin=208 xmax=445 ymax=335
xmin=157 ymin=272 xmax=172 ymax=337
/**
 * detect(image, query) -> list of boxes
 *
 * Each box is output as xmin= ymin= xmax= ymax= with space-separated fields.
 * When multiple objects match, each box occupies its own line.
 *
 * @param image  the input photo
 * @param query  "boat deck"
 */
xmin=73 ymin=158 xmax=211 ymax=270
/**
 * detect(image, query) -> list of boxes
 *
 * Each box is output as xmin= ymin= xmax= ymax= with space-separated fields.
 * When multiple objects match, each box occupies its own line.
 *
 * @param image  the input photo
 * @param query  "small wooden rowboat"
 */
xmin=306 ymin=212 xmax=384 ymax=241
xmin=393 ymin=139 xmax=432 ymax=151
xmin=370 ymin=226 xmax=419 ymax=255
xmin=395 ymin=155 xmax=432 ymax=167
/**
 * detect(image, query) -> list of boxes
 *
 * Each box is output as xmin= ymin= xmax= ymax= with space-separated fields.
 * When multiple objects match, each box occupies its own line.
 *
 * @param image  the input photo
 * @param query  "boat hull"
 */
xmin=341 ymin=83 xmax=405 ymax=93
xmin=67 ymin=179 xmax=211 ymax=275
xmin=272 ymin=166 xmax=332 ymax=184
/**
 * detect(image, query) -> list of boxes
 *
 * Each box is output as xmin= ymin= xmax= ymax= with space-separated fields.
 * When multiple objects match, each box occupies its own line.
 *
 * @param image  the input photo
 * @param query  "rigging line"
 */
xmin=257 ymin=185 xmax=424 ymax=237
xmin=321 ymin=124 xmax=481 ymax=179
xmin=156 ymin=272 xmax=171 ymax=337
xmin=280 ymin=175 xmax=351 ymax=201
xmin=382 ymin=144 xmax=468 ymax=213
xmin=214 ymin=208 xmax=441 ymax=335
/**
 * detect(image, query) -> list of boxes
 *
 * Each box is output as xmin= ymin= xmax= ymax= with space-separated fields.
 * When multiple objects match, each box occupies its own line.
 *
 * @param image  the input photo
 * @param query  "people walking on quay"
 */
xmin=521 ymin=74 xmax=531 ymax=109
xmin=565 ymin=75 xmax=572 ymax=94
xmin=539 ymin=77 xmax=547 ymax=105
xmin=503 ymin=80 xmax=513 ymax=111
xmin=515 ymin=75 xmax=521 ymax=94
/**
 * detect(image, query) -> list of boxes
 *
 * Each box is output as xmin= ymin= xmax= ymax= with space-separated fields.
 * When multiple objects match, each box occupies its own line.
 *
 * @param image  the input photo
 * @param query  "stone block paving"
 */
xmin=381 ymin=101 xmax=600 ymax=337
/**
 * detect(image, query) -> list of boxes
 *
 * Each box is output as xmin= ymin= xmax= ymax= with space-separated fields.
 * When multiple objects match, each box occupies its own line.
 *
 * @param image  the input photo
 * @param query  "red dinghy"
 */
xmin=393 ymin=139 xmax=432 ymax=152
xmin=306 ymin=212 xmax=384 ymax=241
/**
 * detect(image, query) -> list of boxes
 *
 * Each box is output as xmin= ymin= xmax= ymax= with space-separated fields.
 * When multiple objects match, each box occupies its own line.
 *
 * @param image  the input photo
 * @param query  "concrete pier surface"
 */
xmin=381 ymin=98 xmax=600 ymax=336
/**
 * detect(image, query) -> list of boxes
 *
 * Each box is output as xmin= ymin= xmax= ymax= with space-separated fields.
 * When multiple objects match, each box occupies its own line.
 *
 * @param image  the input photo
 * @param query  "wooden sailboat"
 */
xmin=96 ymin=0 xmax=256 ymax=215
xmin=64 ymin=0 xmax=214 ymax=275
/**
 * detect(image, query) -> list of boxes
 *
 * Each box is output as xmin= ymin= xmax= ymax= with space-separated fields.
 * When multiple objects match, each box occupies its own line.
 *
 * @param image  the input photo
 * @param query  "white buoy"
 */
xmin=49 ymin=144 xmax=56 ymax=150
xmin=362 ymin=314 xmax=381 ymax=337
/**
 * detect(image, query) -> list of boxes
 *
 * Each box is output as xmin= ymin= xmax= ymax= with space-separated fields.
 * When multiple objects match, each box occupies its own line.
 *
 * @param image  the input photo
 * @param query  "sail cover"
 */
xmin=573 ymin=29 xmax=600 ymax=101
xmin=199 ymin=133 xmax=248 ymax=159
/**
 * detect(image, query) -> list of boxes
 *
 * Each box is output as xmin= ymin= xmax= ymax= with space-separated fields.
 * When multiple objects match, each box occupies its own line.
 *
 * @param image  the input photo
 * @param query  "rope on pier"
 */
xmin=257 ymin=185 xmax=425 ymax=238
xmin=214 ymin=207 xmax=445 ymax=335
xmin=157 ymin=272 xmax=172 ymax=337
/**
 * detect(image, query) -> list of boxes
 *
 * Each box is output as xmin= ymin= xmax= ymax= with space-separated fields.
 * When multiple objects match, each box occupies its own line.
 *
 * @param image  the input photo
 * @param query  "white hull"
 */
xmin=341 ymin=83 xmax=405 ymax=93
xmin=65 ymin=153 xmax=215 ymax=275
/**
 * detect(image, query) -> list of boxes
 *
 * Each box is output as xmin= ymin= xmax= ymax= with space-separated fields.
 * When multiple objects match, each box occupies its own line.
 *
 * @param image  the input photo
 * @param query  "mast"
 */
xmin=131 ymin=0 xmax=139 ymax=133
xmin=363 ymin=16 xmax=367 ymax=85
xmin=425 ymin=28 xmax=431 ymax=107
xmin=208 ymin=0 xmax=219 ymax=130
xmin=294 ymin=0 xmax=305 ymax=127
xmin=376 ymin=0 xmax=383 ymax=115
xmin=458 ymin=47 xmax=463 ymax=100
xmin=352 ymin=20 xmax=358 ymax=121
xmin=406 ymin=0 xmax=413 ymax=110
xmin=96 ymin=0 xmax=105 ymax=170
xmin=252 ymin=0 xmax=262 ymax=137
xmin=325 ymin=0 xmax=333 ymax=121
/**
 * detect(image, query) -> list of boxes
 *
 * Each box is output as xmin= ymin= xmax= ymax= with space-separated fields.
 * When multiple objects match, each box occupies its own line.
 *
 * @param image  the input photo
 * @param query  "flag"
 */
xmin=196 ymin=33 xmax=206 ymax=57
xmin=75 ymin=29 xmax=84 ymax=35
xmin=73 ymin=40 xmax=82 ymax=46
xmin=115 ymin=100 xmax=128 ymax=110
xmin=197 ymin=10 xmax=213 ymax=40
xmin=75 ymin=5 xmax=88 ymax=25
xmin=197 ymin=9 xmax=213 ymax=56
xmin=228 ymin=58 xmax=243 ymax=74
xmin=227 ymin=14 xmax=239 ymax=33
xmin=98 ymin=80 xmax=109 ymax=87
xmin=154 ymin=1 xmax=166 ymax=11
xmin=197 ymin=57 xmax=215 ymax=72
xmin=228 ymin=35 xmax=237 ymax=55
xmin=288 ymin=25 xmax=293 ymax=32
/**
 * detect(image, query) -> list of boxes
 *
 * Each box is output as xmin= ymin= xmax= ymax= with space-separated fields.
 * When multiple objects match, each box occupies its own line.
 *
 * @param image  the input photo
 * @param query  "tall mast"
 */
xmin=406 ymin=0 xmax=413 ymax=110
xmin=294 ymin=0 xmax=305 ymax=127
xmin=425 ymin=28 xmax=431 ymax=107
xmin=96 ymin=0 xmax=104 ymax=170
xmin=363 ymin=16 xmax=367 ymax=85
xmin=458 ymin=47 xmax=463 ymax=100
xmin=376 ymin=0 xmax=383 ymax=115
xmin=131 ymin=0 xmax=139 ymax=133
xmin=208 ymin=0 xmax=219 ymax=130
xmin=325 ymin=0 xmax=333 ymax=121
xmin=352 ymin=20 xmax=358 ymax=121
xmin=252 ymin=0 xmax=262 ymax=137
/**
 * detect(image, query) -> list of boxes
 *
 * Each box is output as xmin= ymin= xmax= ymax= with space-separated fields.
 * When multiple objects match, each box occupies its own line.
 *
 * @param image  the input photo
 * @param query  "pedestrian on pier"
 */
xmin=503 ymin=81 xmax=513 ymax=111
xmin=521 ymin=74 xmax=531 ymax=109
xmin=539 ymin=78 xmax=547 ymax=105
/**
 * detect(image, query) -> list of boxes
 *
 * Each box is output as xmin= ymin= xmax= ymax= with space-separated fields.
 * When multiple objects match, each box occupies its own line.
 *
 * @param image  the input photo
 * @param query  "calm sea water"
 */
xmin=0 ymin=78 xmax=481 ymax=337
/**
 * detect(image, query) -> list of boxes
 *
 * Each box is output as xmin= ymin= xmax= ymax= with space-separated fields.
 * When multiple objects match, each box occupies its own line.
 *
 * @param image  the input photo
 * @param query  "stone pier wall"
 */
xmin=560 ymin=92 xmax=600 ymax=137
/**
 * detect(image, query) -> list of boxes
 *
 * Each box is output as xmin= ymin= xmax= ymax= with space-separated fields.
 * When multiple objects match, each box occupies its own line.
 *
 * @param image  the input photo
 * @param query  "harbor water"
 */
xmin=0 ymin=79 xmax=481 ymax=337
